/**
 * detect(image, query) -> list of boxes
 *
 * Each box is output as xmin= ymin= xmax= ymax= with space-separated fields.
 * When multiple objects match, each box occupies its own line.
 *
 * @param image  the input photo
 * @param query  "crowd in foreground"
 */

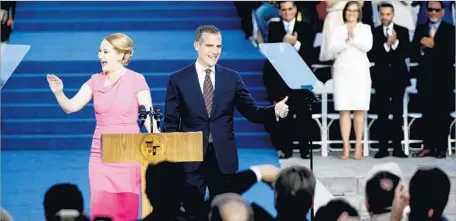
xmin=1 ymin=161 xmax=452 ymax=221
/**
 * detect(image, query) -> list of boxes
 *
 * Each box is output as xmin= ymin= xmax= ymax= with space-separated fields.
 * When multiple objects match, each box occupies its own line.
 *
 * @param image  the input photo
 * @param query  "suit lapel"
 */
xmin=189 ymin=63 xmax=209 ymax=119
xmin=280 ymin=19 xmax=287 ymax=36
xmin=433 ymin=22 xmax=444 ymax=40
xmin=292 ymin=21 xmax=300 ymax=34
xmin=211 ymin=65 xmax=223 ymax=118
xmin=380 ymin=26 xmax=387 ymax=41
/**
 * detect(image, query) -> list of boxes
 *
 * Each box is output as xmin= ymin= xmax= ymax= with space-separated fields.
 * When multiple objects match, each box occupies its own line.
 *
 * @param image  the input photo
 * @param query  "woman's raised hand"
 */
xmin=46 ymin=74 xmax=64 ymax=94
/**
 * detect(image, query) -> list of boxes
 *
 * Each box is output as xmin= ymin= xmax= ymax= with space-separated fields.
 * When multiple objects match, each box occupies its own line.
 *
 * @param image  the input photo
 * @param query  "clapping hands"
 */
xmin=283 ymin=32 xmax=298 ymax=45
xmin=346 ymin=27 xmax=355 ymax=42
xmin=386 ymin=31 xmax=398 ymax=46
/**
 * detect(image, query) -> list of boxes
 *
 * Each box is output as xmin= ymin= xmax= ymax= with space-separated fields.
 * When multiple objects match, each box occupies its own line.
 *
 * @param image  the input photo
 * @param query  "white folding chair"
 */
xmin=311 ymin=64 xmax=332 ymax=73
xmin=401 ymin=77 xmax=424 ymax=155
xmin=448 ymin=112 xmax=455 ymax=155
xmin=449 ymin=89 xmax=456 ymax=155
xmin=307 ymin=64 xmax=333 ymax=156
xmin=310 ymin=80 xmax=330 ymax=156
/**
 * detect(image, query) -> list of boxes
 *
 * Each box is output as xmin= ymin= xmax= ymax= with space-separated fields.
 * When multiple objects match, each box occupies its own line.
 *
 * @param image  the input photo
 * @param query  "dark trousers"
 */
xmin=373 ymin=83 xmax=405 ymax=151
xmin=418 ymin=90 xmax=454 ymax=153
xmin=265 ymin=90 xmax=314 ymax=155
xmin=414 ymin=64 xmax=455 ymax=153
xmin=182 ymin=143 xmax=229 ymax=221
xmin=1 ymin=24 xmax=12 ymax=42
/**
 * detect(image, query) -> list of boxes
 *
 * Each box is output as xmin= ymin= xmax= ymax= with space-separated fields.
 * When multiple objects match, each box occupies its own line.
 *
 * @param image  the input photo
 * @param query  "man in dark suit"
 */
xmin=263 ymin=1 xmax=317 ymax=159
xmin=369 ymin=2 xmax=408 ymax=159
xmin=164 ymin=25 xmax=289 ymax=220
xmin=410 ymin=1 xmax=455 ymax=159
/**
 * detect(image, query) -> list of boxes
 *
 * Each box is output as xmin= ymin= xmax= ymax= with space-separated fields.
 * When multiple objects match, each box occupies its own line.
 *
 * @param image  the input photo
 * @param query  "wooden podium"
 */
xmin=101 ymin=132 xmax=203 ymax=218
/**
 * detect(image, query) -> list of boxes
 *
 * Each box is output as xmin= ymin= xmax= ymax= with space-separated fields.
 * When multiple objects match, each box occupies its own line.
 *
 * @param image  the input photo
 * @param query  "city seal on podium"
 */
xmin=140 ymin=135 xmax=163 ymax=160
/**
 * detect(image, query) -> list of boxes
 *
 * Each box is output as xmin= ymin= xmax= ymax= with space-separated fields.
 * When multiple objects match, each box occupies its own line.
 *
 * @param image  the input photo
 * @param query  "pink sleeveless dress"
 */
xmin=86 ymin=69 xmax=149 ymax=221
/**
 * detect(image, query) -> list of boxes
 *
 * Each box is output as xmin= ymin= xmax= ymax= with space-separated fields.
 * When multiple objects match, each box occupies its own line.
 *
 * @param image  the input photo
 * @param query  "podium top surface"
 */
xmin=259 ymin=43 xmax=318 ymax=90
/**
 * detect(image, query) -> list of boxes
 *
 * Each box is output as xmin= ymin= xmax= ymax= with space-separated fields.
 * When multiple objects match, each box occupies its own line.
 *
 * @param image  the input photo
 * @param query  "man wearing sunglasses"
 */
xmin=410 ymin=1 xmax=455 ymax=159
xmin=413 ymin=1 xmax=454 ymax=26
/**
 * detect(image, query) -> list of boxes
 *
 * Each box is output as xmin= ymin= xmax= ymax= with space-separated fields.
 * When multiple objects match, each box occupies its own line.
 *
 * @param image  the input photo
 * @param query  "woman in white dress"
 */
xmin=319 ymin=0 xmax=365 ymax=62
xmin=329 ymin=1 xmax=373 ymax=160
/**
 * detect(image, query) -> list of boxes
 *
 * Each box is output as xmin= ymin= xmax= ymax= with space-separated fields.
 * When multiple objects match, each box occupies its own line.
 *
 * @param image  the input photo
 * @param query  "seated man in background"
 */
xmin=262 ymin=1 xmax=318 ymax=159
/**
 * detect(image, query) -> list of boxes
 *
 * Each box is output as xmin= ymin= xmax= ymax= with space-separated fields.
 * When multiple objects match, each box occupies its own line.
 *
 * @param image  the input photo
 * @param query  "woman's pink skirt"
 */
xmin=88 ymin=139 xmax=141 ymax=221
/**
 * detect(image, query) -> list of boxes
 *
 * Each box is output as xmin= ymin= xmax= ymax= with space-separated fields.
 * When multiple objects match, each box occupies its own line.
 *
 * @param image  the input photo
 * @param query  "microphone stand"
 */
xmin=304 ymin=91 xmax=320 ymax=172
xmin=149 ymin=106 xmax=163 ymax=133
xmin=138 ymin=108 xmax=148 ymax=133
xmin=304 ymin=90 xmax=320 ymax=221
xmin=149 ymin=107 xmax=155 ymax=133
xmin=153 ymin=106 xmax=163 ymax=131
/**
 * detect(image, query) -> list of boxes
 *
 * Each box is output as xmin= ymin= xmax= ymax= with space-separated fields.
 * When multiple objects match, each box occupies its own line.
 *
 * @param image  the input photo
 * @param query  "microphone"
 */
xmin=153 ymin=106 xmax=162 ymax=121
xmin=138 ymin=105 xmax=148 ymax=130
xmin=153 ymin=105 xmax=163 ymax=130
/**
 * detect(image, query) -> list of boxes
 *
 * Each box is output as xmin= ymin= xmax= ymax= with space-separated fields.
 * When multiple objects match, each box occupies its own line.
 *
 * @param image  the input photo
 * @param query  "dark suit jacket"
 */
xmin=164 ymin=63 xmax=275 ymax=174
xmin=369 ymin=23 xmax=410 ymax=88
xmin=263 ymin=19 xmax=315 ymax=103
xmin=410 ymin=21 xmax=455 ymax=104
xmin=268 ymin=19 xmax=316 ymax=65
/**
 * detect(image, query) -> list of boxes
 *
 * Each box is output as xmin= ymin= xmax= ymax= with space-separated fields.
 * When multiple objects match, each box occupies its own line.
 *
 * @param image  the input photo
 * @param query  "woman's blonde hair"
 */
xmin=104 ymin=33 xmax=134 ymax=66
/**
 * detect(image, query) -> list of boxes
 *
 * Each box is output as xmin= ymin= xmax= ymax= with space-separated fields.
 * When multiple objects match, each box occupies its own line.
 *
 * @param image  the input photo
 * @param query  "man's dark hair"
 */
xmin=43 ymin=183 xmax=84 ymax=221
xmin=409 ymin=167 xmax=450 ymax=220
xmin=365 ymin=171 xmax=401 ymax=214
xmin=378 ymin=2 xmax=395 ymax=13
xmin=274 ymin=166 xmax=316 ymax=218
xmin=314 ymin=199 xmax=359 ymax=221
xmin=195 ymin=25 xmax=221 ymax=43
xmin=426 ymin=1 xmax=445 ymax=10
xmin=277 ymin=1 xmax=296 ymax=10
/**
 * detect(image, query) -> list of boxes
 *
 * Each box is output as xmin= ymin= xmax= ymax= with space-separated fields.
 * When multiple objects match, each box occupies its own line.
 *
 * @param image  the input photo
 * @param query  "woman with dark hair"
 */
xmin=329 ymin=1 xmax=373 ymax=160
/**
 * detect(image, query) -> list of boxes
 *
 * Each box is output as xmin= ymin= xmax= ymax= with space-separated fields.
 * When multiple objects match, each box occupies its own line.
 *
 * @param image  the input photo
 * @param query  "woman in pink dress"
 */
xmin=46 ymin=33 xmax=159 ymax=221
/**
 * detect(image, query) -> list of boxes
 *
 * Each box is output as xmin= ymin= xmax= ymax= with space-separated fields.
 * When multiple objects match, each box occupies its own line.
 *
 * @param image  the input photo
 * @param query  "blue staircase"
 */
xmin=1 ymin=1 xmax=273 ymax=150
